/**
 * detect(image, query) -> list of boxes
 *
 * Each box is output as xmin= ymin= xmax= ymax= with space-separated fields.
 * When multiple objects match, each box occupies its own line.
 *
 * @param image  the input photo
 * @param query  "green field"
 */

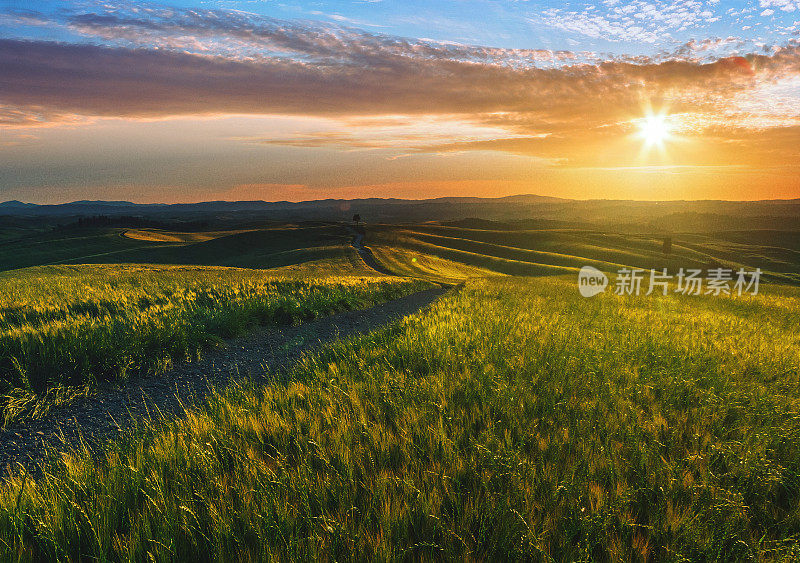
xmin=368 ymin=224 xmax=800 ymax=283
xmin=2 ymin=276 xmax=800 ymax=560
xmin=0 ymin=224 xmax=361 ymax=272
xmin=369 ymin=245 xmax=501 ymax=283
xmin=0 ymin=222 xmax=420 ymax=422
xmin=4 ymin=220 xmax=800 ymax=284
xmin=0 ymin=219 xmax=799 ymax=560
xmin=0 ymin=263 xmax=429 ymax=423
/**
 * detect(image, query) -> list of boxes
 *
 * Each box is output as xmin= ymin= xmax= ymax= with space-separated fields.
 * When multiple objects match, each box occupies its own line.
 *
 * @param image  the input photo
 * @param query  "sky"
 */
xmin=1 ymin=0 xmax=800 ymax=203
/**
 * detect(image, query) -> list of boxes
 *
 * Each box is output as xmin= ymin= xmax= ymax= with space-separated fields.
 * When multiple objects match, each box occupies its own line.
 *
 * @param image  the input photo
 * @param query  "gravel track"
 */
xmin=349 ymin=226 xmax=395 ymax=276
xmin=0 ymin=286 xmax=447 ymax=475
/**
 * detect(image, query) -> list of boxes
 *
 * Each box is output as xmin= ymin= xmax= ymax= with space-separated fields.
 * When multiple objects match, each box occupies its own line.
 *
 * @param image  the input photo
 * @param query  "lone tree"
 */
xmin=352 ymin=213 xmax=361 ymax=224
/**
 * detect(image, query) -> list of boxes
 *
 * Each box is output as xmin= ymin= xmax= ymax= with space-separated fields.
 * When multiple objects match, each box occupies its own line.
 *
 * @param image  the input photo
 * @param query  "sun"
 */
xmin=638 ymin=112 xmax=672 ymax=148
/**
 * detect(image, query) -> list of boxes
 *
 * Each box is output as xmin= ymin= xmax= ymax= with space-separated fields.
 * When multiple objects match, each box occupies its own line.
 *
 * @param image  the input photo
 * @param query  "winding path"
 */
xmin=1 ymin=225 xmax=453 ymax=476
xmin=348 ymin=225 xmax=396 ymax=276
xmin=0 ymin=287 xmax=448 ymax=475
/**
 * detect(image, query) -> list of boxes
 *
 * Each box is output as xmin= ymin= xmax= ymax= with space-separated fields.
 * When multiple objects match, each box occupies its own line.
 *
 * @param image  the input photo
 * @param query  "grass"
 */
xmin=6 ymin=221 xmax=799 ymax=283
xmin=0 ymin=224 xmax=359 ymax=272
xmin=370 ymin=233 xmax=578 ymax=277
xmin=2 ymin=275 xmax=800 ymax=560
xmin=0 ymin=263 xmax=430 ymax=422
xmin=121 ymin=228 xmax=256 ymax=243
xmin=369 ymin=245 xmax=501 ymax=283
xmin=370 ymin=225 xmax=800 ymax=283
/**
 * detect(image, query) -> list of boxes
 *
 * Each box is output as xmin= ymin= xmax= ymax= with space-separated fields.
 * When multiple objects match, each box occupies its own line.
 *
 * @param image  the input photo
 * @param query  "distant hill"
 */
xmin=0 ymin=194 xmax=563 ymax=214
xmin=0 ymin=195 xmax=571 ymax=224
xmin=0 ymin=195 xmax=799 ymax=232
xmin=0 ymin=200 xmax=37 ymax=209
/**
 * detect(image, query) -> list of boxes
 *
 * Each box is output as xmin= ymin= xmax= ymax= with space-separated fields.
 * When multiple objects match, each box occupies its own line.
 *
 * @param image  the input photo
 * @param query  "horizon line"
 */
xmin=4 ymin=193 xmax=800 ymax=207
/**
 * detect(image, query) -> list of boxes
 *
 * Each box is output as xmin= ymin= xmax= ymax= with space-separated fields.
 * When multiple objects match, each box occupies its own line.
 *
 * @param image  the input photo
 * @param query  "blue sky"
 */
xmin=1 ymin=0 xmax=800 ymax=203
xmin=2 ymin=0 xmax=799 ymax=56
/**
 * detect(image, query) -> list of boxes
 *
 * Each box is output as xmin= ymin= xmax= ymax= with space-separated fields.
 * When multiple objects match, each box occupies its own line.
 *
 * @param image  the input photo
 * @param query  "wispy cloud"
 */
xmin=3 ymin=2 xmax=800 ymax=171
xmin=533 ymin=1 xmax=722 ymax=44
xmin=51 ymin=4 xmax=586 ymax=66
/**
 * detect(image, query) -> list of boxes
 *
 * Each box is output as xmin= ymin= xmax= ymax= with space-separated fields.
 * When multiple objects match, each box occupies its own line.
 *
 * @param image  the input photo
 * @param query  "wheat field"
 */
xmin=0 ymin=264 xmax=429 ymax=424
xmin=1 ymin=275 xmax=798 ymax=560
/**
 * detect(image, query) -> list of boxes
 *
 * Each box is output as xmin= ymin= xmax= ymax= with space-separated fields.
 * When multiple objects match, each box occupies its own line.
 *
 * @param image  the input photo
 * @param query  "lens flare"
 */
xmin=638 ymin=112 xmax=672 ymax=148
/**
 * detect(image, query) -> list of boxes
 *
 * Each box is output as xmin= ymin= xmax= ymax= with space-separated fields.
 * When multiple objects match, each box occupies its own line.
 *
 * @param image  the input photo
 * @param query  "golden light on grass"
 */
xmin=0 ymin=263 xmax=428 ymax=424
xmin=4 ymin=274 xmax=800 ymax=560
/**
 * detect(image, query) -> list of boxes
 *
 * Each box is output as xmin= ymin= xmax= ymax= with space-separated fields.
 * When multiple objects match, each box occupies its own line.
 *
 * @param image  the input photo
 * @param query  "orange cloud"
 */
xmin=3 ymin=13 xmax=800 ymax=200
xmin=0 ymin=38 xmax=785 ymax=124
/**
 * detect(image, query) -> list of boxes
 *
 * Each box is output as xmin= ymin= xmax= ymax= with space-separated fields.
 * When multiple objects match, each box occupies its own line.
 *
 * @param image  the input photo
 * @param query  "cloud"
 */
xmin=406 ymin=123 xmax=800 ymax=168
xmin=760 ymin=0 xmax=799 ymax=12
xmin=534 ymin=1 xmax=723 ymax=44
xmin=59 ymin=6 xmax=583 ymax=66
xmin=3 ymin=4 xmax=800 ymax=171
xmin=230 ymin=115 xmax=537 ymax=153
xmin=0 ymin=37 xmax=774 ymax=123
xmin=0 ymin=8 xmax=51 ymax=27
xmin=0 ymin=105 xmax=89 ymax=128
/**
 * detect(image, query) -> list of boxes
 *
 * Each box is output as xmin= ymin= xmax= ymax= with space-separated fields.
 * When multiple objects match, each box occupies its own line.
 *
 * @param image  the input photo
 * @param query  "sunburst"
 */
xmin=638 ymin=111 xmax=672 ymax=148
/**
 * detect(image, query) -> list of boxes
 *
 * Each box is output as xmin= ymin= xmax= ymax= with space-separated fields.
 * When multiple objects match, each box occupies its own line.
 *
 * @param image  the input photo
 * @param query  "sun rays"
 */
xmin=639 ymin=112 xmax=672 ymax=148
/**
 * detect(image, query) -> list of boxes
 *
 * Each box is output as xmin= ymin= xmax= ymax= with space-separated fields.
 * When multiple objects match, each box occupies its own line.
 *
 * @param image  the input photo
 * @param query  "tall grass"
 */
xmin=0 ymin=264 xmax=429 ymax=399
xmin=1 ymin=276 xmax=799 ymax=560
xmin=369 ymin=245 xmax=500 ymax=283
